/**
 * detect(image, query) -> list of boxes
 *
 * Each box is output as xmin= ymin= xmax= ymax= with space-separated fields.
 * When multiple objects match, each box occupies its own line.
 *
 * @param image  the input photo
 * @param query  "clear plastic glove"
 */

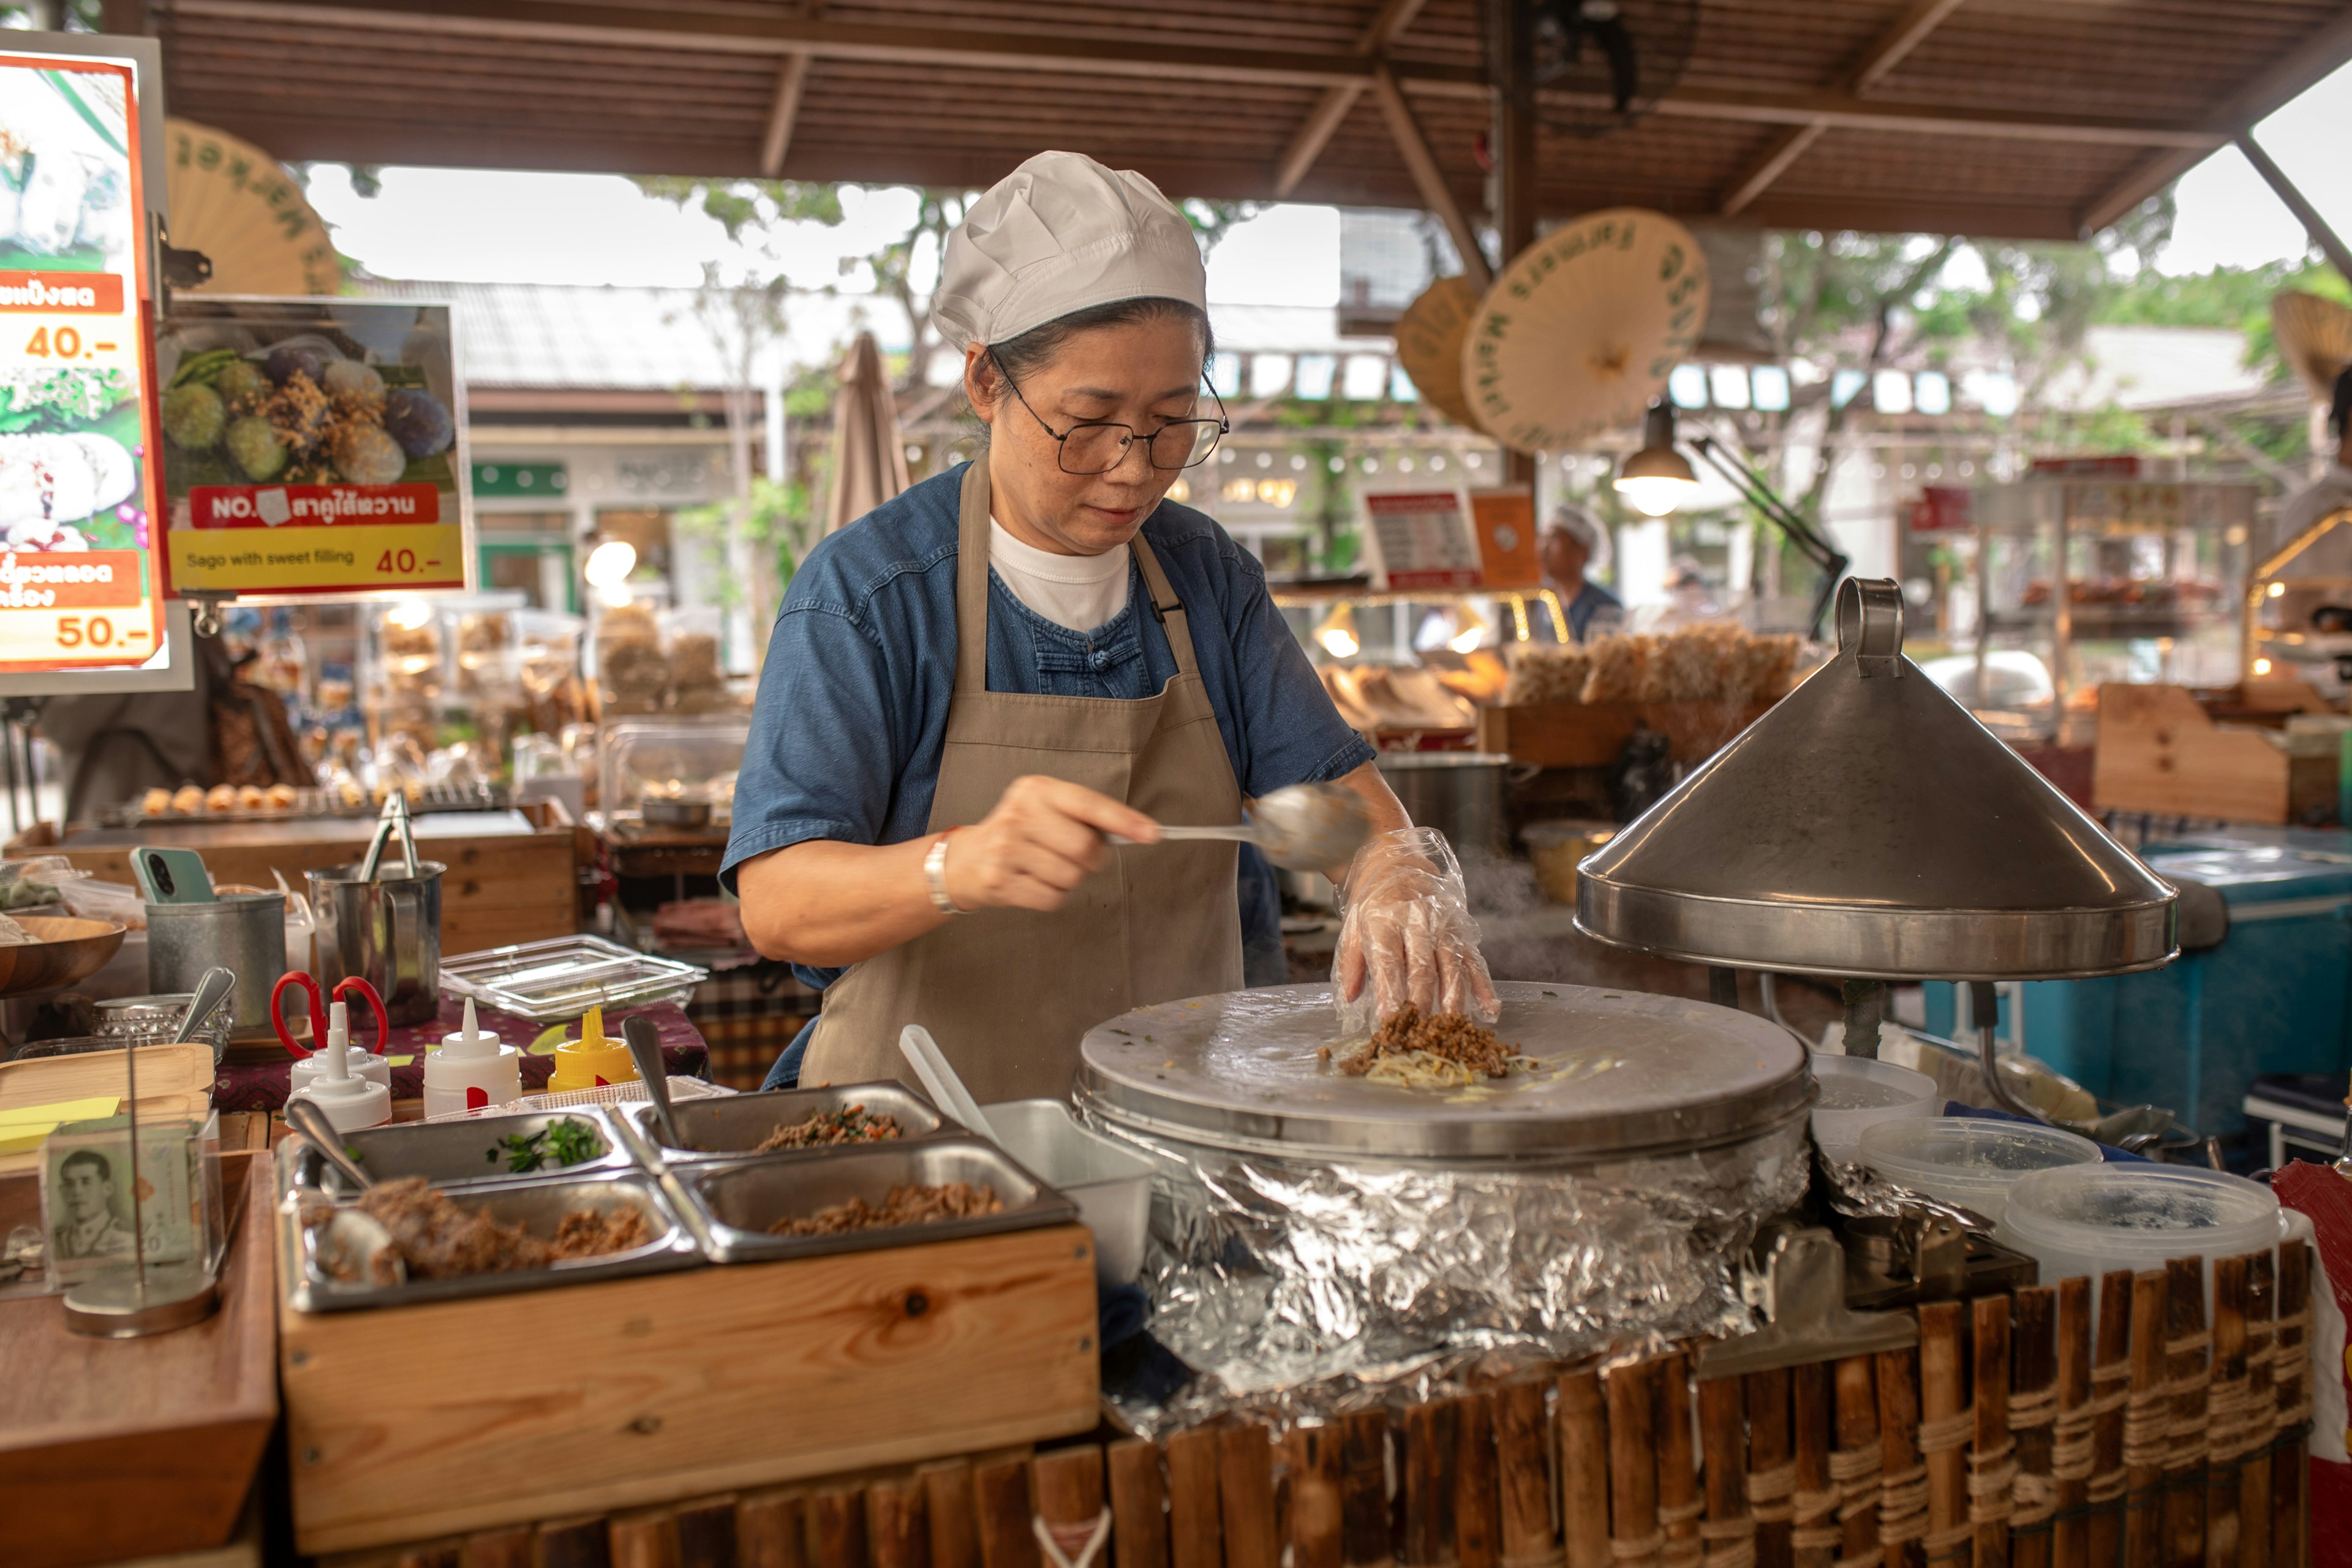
xmin=1331 ymin=827 xmax=1500 ymax=1033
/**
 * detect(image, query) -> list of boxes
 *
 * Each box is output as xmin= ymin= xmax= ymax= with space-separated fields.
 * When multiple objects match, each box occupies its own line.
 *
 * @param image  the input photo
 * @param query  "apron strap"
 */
xmin=1128 ymin=530 xmax=1203 ymax=679
xmin=956 ymin=458 xmax=1208 ymax=690
xmin=954 ymin=460 xmax=993 ymax=695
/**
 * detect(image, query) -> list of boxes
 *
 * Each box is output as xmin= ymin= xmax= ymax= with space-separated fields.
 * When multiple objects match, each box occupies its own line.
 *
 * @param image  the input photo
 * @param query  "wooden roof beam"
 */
xmin=1368 ymin=62 xmax=1490 ymax=288
xmin=1271 ymin=0 xmax=1429 ymax=198
xmin=1718 ymin=0 xmax=1966 ymax=216
xmin=2073 ymin=4 xmax=2352 ymax=236
xmin=170 ymin=0 xmax=2225 ymax=150
xmin=759 ymin=53 xmax=812 ymax=176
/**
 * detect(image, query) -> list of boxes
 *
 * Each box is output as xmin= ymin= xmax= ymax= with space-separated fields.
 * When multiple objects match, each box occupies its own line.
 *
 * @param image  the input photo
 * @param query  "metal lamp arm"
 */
xmin=1687 ymin=432 xmax=1851 ymax=636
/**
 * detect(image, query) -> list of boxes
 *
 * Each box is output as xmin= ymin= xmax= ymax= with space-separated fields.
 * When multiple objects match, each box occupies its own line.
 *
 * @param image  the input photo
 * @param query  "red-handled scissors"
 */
xmin=273 ymin=972 xmax=390 ymax=1060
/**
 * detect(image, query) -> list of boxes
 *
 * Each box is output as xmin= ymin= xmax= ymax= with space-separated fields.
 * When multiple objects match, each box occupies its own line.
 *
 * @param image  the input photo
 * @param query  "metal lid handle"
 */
xmin=1836 ymin=577 xmax=1905 ymax=677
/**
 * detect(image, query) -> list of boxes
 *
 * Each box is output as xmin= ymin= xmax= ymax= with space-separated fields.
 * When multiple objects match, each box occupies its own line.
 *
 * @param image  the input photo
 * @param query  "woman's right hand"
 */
xmin=941 ymin=774 xmax=1159 ymax=913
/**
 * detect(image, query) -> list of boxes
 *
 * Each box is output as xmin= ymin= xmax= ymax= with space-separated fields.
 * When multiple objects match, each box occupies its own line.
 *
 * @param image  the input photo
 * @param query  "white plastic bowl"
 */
xmin=1809 ymin=1054 xmax=1939 ymax=1164
xmin=1859 ymin=1115 xmax=2101 ymax=1232
xmin=2003 ymin=1163 xmax=2281 ymax=1315
xmin=980 ymin=1099 xmax=1154 ymax=1286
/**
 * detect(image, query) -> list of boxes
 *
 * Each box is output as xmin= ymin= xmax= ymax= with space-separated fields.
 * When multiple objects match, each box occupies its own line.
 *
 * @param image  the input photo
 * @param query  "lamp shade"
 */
xmin=1575 ymin=579 xmax=2177 ymax=980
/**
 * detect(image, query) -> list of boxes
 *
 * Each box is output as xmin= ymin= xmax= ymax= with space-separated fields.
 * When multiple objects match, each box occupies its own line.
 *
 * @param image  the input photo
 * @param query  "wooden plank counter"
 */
xmin=282 ymin=1223 xmax=1102 ymax=1555
xmin=16 ymin=806 xmax=585 ymax=949
xmin=0 ymin=1150 xmax=279 ymax=1568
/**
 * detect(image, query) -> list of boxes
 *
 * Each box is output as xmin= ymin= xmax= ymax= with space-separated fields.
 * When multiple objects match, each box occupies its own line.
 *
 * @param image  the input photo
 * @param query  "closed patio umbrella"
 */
xmin=826 ymin=331 xmax=911 ymax=533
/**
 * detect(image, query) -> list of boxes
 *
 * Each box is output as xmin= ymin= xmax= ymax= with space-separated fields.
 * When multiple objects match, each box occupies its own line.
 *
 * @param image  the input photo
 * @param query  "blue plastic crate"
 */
xmin=1924 ymin=827 xmax=2352 ymax=1142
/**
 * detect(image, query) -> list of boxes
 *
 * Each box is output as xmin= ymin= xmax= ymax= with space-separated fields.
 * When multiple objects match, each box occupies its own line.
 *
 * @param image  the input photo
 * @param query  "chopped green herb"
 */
xmin=1542 ymin=990 xmax=1557 ymax=997
xmin=493 ymin=1117 xmax=604 ymax=1174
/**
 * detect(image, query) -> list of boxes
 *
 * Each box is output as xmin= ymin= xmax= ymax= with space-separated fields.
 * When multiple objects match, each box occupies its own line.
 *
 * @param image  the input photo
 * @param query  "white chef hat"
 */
xmin=933 ymin=151 xmax=1207 ymax=351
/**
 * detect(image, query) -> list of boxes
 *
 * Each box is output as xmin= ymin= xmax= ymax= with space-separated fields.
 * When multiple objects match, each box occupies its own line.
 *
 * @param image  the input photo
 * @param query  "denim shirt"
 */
xmin=723 ymin=464 xmax=1376 ymax=1002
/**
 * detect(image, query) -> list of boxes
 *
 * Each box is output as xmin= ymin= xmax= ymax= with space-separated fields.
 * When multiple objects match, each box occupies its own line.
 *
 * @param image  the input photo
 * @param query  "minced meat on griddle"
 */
xmin=753 ymin=1102 xmax=903 ymax=1152
xmin=767 ymin=1180 xmax=1003 ymax=1237
xmin=1319 ymin=1003 xmax=1516 ymax=1079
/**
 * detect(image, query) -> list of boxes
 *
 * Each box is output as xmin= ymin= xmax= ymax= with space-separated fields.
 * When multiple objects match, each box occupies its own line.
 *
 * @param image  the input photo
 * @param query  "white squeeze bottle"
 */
xmin=292 ymin=1001 xmax=392 ymax=1131
xmin=423 ymin=998 xmax=523 ymax=1118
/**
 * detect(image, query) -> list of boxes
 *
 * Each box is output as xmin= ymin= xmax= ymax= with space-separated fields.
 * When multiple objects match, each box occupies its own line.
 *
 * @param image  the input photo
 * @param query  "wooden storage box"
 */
xmin=281 ymin=1223 xmax=1101 ymax=1555
xmin=1477 ymin=699 xmax=1774 ymax=769
xmin=2092 ymin=683 xmax=2340 ymax=825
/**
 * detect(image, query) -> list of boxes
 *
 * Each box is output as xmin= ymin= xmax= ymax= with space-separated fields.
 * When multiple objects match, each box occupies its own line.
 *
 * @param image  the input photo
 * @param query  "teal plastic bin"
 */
xmin=1924 ymin=829 xmax=2352 ymax=1143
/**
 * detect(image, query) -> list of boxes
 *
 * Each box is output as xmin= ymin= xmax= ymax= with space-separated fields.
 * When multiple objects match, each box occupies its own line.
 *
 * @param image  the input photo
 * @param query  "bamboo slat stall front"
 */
xmin=320 ymin=1246 xmax=2316 ymax=1568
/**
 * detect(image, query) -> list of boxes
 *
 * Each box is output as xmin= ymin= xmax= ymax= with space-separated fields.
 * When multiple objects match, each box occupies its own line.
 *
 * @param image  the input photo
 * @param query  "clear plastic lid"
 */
xmin=440 ymin=935 xmax=709 ymax=1021
xmin=1859 ymin=1115 xmax=2101 ymax=1194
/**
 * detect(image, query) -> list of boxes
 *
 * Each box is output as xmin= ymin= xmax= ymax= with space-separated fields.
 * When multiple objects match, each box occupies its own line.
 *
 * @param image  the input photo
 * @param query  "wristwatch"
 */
xmin=924 ymin=829 xmax=965 ymax=915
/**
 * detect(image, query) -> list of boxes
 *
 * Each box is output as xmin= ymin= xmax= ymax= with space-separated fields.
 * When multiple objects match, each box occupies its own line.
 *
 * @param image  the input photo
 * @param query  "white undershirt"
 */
xmin=989 ymin=516 xmax=1131 ymax=633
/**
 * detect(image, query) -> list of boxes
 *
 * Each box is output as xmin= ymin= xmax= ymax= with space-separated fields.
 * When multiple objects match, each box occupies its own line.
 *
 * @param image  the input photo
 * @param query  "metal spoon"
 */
xmin=172 ymin=967 xmax=237 ymax=1047
xmin=622 ymin=1014 xmax=684 ymax=1150
xmin=285 ymin=1096 xmax=373 ymax=1191
xmin=1121 ymin=782 xmax=1373 ymax=872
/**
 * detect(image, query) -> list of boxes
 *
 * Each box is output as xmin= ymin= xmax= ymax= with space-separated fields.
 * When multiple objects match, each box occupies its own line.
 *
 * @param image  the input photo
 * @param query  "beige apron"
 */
xmin=802 ymin=461 xmax=1245 ymax=1102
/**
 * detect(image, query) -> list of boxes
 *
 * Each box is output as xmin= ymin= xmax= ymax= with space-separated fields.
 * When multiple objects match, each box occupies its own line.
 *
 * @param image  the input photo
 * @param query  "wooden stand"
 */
xmin=2091 ymin=684 xmax=2339 ymax=825
xmin=282 ymin=1224 xmax=1099 ymax=1555
xmin=1477 ymin=701 xmax=1774 ymax=769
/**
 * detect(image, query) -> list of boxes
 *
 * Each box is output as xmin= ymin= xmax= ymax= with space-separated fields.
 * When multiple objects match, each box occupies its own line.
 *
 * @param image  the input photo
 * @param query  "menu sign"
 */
xmin=0 ymin=48 xmax=165 ymax=673
xmin=159 ymin=296 xmax=470 ymax=600
xmin=1362 ymin=489 xmax=1481 ymax=592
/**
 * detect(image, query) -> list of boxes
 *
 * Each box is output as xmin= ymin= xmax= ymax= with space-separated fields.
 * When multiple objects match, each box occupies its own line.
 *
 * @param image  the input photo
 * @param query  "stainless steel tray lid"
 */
xmin=1076 ymin=981 xmax=1809 ymax=1159
xmin=1575 ymin=579 xmax=2177 ymax=981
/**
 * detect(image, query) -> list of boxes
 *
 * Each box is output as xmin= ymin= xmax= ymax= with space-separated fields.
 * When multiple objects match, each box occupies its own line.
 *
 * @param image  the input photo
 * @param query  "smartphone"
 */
xmin=134 ymin=847 xmax=216 ymax=905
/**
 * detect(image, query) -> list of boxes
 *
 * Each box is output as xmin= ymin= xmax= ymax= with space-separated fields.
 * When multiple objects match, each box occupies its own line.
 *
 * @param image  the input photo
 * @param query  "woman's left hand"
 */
xmin=1332 ymin=831 xmax=1499 ymax=1025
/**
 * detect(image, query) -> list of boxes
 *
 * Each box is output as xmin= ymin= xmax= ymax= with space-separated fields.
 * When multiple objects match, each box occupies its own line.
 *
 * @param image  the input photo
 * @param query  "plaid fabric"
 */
xmin=688 ymin=959 xmax=818 ymax=1091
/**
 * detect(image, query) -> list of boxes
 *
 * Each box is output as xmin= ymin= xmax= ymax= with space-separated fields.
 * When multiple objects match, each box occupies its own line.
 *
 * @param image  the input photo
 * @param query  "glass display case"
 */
xmin=2245 ymin=503 xmax=2352 ymax=700
xmin=1969 ymin=479 xmax=2256 ymax=736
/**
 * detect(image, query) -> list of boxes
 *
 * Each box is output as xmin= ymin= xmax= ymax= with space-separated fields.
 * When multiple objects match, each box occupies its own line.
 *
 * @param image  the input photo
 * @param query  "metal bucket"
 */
xmin=1373 ymin=751 xmax=1522 ymax=860
xmin=146 ymin=893 xmax=286 ymax=1040
xmin=305 ymin=861 xmax=445 ymax=1027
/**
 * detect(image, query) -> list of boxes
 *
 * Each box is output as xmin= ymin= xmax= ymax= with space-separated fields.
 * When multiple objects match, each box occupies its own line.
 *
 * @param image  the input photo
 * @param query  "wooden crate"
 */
xmin=12 ymin=805 xmax=584 ymax=949
xmin=1477 ymin=699 xmax=1774 ymax=768
xmin=0 ymin=1151 xmax=279 ymax=1568
xmin=2092 ymin=683 xmax=2339 ymax=825
xmin=282 ymin=1223 xmax=1101 ymax=1555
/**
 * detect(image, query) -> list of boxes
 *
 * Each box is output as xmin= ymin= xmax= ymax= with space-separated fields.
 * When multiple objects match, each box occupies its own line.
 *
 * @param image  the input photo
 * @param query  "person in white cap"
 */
xmin=725 ymin=151 xmax=1490 ymax=1098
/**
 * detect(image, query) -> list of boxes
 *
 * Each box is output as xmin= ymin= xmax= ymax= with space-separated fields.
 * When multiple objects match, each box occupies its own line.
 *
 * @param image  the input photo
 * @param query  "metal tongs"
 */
xmin=355 ymin=791 xmax=420 ymax=883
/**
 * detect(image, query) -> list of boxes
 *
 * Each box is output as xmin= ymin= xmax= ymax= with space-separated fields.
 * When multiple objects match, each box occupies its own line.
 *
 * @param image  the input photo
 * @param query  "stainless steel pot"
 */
xmin=306 ymin=861 xmax=445 ymax=1027
xmin=146 ymin=893 xmax=286 ymax=1041
xmin=1373 ymin=751 xmax=1523 ymax=859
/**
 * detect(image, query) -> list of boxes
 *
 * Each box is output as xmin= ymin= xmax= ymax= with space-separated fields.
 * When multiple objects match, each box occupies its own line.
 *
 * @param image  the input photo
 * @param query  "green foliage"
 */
xmin=673 ymin=473 xmax=824 ymax=601
xmin=632 ymin=175 xmax=846 ymax=240
xmin=2097 ymin=258 xmax=2344 ymax=381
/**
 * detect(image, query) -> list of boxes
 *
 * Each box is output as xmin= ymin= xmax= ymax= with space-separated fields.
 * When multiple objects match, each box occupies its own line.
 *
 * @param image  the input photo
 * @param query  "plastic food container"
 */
xmin=981 ymin=1099 xmax=1154 ymax=1287
xmin=1809 ymin=1054 xmax=1939 ymax=1164
xmin=1858 ymin=1115 xmax=2101 ymax=1231
xmin=2004 ymin=1163 xmax=2281 ymax=1314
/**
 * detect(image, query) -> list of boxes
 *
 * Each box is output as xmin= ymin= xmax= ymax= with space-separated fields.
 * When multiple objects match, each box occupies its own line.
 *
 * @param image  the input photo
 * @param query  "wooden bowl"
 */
xmin=0 ymin=915 xmax=128 ymax=996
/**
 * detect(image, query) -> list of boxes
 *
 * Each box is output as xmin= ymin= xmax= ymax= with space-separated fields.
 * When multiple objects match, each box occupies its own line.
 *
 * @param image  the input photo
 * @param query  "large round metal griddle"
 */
xmin=1076 ymin=981 xmax=1809 ymax=1161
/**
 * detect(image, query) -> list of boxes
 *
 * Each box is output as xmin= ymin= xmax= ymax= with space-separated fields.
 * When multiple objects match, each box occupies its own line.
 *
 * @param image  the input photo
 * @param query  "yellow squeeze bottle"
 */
xmin=547 ymin=1005 xmax=639 ymax=1091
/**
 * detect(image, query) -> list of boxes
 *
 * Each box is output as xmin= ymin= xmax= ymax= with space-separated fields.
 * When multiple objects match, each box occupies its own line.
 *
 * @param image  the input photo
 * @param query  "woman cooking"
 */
xmin=724 ymin=151 xmax=1494 ymax=1099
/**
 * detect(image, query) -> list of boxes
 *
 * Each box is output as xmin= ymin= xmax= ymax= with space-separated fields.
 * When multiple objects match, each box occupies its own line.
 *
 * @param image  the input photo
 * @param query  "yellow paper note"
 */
xmin=0 ymin=1095 xmax=119 ymax=1126
xmin=388 ymin=1055 xmax=415 ymax=1068
xmin=0 ymin=1121 xmax=58 ymax=1153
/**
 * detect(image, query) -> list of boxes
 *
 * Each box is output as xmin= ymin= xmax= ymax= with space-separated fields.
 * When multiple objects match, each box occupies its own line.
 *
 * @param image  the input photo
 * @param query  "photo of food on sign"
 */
xmin=0 ymin=64 xmax=144 ymax=556
xmin=159 ymin=297 xmax=468 ymax=598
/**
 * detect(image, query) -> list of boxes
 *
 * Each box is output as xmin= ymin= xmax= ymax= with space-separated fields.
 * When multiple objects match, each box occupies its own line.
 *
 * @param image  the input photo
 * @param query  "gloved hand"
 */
xmin=1331 ymin=827 xmax=1499 ymax=1033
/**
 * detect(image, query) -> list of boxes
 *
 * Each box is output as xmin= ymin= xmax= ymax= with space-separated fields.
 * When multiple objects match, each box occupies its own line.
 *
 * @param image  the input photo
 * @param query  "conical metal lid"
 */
xmin=1575 ymin=580 xmax=2177 ymax=980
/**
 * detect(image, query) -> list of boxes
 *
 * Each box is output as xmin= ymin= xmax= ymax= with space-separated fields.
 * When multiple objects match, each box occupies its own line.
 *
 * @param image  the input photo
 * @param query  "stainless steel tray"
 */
xmin=281 ymin=1107 xmax=638 ymax=1197
xmin=281 ymin=1170 xmax=701 ymax=1312
xmin=674 ymin=1139 xmax=1077 ymax=1265
xmin=612 ymin=1082 xmax=954 ymax=1167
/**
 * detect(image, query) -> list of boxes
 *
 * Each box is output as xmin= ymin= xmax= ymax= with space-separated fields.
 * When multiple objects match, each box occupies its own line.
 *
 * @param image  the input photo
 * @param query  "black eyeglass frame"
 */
xmin=987 ymin=349 xmax=1232 ymax=475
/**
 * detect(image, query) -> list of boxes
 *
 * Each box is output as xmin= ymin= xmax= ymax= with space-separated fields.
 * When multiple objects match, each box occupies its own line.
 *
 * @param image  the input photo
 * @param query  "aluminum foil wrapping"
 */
xmin=1079 ymin=1099 xmax=1810 ymax=1432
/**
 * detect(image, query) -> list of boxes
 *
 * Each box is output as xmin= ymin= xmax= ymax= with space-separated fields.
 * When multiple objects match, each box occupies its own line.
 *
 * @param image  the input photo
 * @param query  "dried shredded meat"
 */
xmin=753 ymin=1103 xmax=903 ymax=1153
xmin=320 ymin=1176 xmax=650 ymax=1280
xmin=767 ymin=1180 xmax=1003 ymax=1237
xmin=1328 ymin=1003 xmax=1517 ymax=1080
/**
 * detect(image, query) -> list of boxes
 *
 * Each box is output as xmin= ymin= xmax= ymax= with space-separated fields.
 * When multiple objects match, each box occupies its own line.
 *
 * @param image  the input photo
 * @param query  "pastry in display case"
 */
xmin=592 ymin=597 xmax=669 ymax=717
xmin=597 ymin=718 xmax=749 ymax=835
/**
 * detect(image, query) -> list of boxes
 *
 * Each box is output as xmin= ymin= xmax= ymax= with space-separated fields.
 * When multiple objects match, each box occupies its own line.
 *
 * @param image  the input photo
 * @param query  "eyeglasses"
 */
xmin=990 ymin=350 xmax=1230 ymax=475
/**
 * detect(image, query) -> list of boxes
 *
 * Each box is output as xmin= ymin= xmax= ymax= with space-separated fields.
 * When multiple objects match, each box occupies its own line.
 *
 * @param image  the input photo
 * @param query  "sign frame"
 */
xmin=1359 ymin=487 xmax=1482 ymax=593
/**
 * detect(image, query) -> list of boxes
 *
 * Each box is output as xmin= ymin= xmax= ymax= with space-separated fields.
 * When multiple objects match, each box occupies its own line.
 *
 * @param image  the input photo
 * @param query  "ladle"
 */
xmin=173 ymin=967 xmax=236 ymax=1046
xmin=1117 ymin=782 xmax=1371 ymax=872
xmin=285 ymin=1096 xmax=409 ymax=1288
xmin=897 ymin=1025 xmax=998 ymax=1143
xmin=285 ymin=1096 xmax=374 ymax=1191
xmin=622 ymin=1014 xmax=684 ymax=1150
